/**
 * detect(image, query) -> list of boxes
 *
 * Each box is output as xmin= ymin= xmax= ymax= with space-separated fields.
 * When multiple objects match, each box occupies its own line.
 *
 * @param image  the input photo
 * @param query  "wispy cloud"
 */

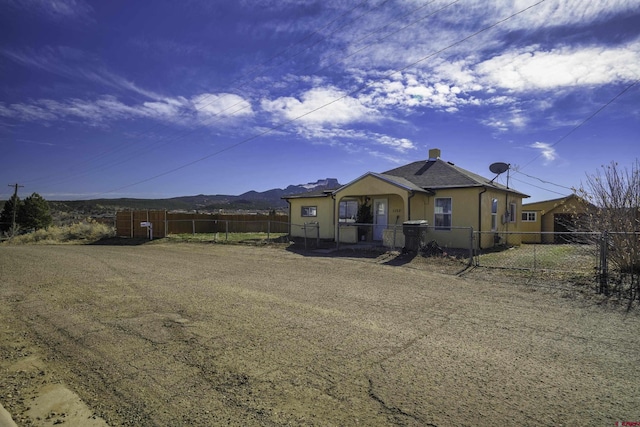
xmin=5 ymin=0 xmax=94 ymax=22
xmin=530 ymin=141 xmax=557 ymax=164
xmin=294 ymin=124 xmax=416 ymax=155
xmin=0 ymin=46 xmax=164 ymax=100
xmin=0 ymin=93 xmax=255 ymax=127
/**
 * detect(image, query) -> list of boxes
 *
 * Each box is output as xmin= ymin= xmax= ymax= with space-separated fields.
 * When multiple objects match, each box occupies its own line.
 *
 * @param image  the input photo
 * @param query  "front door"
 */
xmin=373 ymin=198 xmax=388 ymax=241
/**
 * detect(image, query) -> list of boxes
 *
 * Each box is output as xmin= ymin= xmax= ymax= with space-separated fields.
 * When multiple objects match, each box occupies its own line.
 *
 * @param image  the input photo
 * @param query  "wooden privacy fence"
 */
xmin=116 ymin=211 xmax=289 ymax=238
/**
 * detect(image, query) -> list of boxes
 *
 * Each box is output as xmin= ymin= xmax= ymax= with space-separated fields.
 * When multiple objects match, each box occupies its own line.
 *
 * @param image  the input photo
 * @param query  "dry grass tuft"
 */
xmin=3 ymin=219 xmax=115 ymax=244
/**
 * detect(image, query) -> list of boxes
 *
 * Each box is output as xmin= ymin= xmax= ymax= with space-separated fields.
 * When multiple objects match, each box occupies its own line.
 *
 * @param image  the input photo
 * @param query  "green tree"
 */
xmin=18 ymin=193 xmax=52 ymax=231
xmin=0 ymin=194 xmax=22 ymax=234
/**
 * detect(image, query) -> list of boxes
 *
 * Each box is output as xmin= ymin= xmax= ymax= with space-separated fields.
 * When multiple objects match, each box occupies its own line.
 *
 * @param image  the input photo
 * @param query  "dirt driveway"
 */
xmin=1 ymin=243 xmax=639 ymax=426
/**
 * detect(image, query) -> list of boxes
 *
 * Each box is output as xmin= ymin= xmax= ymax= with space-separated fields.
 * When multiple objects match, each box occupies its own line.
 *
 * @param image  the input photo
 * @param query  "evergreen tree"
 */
xmin=18 ymin=193 xmax=52 ymax=231
xmin=0 ymin=194 xmax=21 ymax=233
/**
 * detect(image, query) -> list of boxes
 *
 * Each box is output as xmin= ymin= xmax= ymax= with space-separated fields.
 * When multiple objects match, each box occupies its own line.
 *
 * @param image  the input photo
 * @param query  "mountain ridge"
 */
xmin=46 ymin=178 xmax=342 ymax=213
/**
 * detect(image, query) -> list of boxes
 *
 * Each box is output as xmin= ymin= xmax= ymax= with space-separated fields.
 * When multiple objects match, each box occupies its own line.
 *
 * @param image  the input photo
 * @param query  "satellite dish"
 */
xmin=489 ymin=162 xmax=510 ymax=175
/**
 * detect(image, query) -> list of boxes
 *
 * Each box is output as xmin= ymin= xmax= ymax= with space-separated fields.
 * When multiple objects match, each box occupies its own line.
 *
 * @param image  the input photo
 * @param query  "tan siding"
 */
xmin=288 ymin=197 xmax=335 ymax=239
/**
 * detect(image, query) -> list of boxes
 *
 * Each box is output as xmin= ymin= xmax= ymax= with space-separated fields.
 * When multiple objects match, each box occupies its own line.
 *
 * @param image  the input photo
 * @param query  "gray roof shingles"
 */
xmin=383 ymin=159 xmax=528 ymax=196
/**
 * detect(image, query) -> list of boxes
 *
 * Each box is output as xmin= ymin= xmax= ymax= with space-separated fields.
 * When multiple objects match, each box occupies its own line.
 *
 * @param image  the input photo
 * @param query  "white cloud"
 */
xmin=261 ymin=86 xmax=376 ymax=125
xmin=192 ymin=93 xmax=254 ymax=122
xmin=503 ymin=0 xmax=640 ymax=29
xmin=530 ymin=141 xmax=557 ymax=164
xmin=377 ymin=135 xmax=415 ymax=153
xmin=0 ymin=93 xmax=254 ymax=127
xmin=359 ymin=72 xmax=476 ymax=112
xmin=475 ymin=41 xmax=640 ymax=92
xmin=294 ymin=124 xmax=416 ymax=155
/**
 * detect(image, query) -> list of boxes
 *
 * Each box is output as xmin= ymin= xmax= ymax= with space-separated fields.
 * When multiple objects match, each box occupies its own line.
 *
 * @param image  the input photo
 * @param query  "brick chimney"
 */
xmin=428 ymin=148 xmax=441 ymax=160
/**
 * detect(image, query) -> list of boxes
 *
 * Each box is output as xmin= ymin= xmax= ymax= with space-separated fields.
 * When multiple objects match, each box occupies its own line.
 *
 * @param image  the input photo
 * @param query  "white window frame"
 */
xmin=521 ymin=211 xmax=537 ymax=222
xmin=301 ymin=206 xmax=317 ymax=217
xmin=509 ymin=202 xmax=517 ymax=223
xmin=434 ymin=197 xmax=452 ymax=230
xmin=491 ymin=198 xmax=498 ymax=231
xmin=338 ymin=200 xmax=358 ymax=223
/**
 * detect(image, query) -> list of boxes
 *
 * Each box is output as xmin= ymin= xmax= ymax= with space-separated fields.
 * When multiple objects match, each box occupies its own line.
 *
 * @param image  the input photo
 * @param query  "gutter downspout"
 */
xmin=331 ymin=193 xmax=337 ymax=245
xmin=285 ymin=199 xmax=292 ymax=238
xmin=478 ymin=187 xmax=487 ymax=250
xmin=407 ymin=191 xmax=415 ymax=221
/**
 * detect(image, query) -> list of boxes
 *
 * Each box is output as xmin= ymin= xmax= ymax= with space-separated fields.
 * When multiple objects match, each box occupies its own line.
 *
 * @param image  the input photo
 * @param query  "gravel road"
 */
xmin=1 ymin=243 xmax=639 ymax=426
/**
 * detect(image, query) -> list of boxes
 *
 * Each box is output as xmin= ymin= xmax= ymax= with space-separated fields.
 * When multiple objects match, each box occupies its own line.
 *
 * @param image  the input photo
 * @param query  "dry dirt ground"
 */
xmin=1 ymin=243 xmax=639 ymax=426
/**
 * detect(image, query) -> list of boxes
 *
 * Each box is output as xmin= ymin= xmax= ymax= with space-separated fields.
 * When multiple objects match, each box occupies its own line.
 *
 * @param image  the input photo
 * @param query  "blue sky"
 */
xmin=1 ymin=0 xmax=639 ymax=202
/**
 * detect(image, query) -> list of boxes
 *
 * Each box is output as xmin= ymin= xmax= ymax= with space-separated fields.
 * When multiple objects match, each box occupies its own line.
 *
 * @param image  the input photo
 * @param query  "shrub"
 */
xmin=3 ymin=219 xmax=115 ymax=244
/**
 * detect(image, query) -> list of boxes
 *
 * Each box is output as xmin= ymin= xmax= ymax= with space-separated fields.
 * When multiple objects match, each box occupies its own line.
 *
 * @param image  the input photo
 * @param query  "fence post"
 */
xmin=164 ymin=211 xmax=168 ymax=238
xmin=303 ymin=223 xmax=308 ymax=250
xmin=192 ymin=220 xmax=196 ymax=236
xmin=472 ymin=231 xmax=479 ymax=266
xmin=225 ymin=220 xmax=229 ymax=241
xmin=130 ymin=211 xmax=133 ymax=238
xmin=267 ymin=220 xmax=271 ymax=241
xmin=599 ymin=231 xmax=609 ymax=295
xmin=468 ymin=227 xmax=473 ymax=266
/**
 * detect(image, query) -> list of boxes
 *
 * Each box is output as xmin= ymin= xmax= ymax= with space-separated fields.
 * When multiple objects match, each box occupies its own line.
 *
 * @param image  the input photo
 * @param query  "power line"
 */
xmin=519 ymin=79 xmax=639 ymax=171
xmin=93 ymin=0 xmax=549 ymax=197
xmin=510 ymin=176 xmax=568 ymax=197
xmin=28 ymin=0 xmax=453 ymax=192
xmin=511 ymin=169 xmax=574 ymax=191
xmin=23 ymin=0 xmax=379 ymax=188
xmin=33 ymin=0 xmax=475 ymax=195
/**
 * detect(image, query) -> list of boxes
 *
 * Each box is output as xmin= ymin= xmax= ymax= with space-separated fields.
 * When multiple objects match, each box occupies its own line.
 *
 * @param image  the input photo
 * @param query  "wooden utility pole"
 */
xmin=8 ymin=183 xmax=24 ymax=236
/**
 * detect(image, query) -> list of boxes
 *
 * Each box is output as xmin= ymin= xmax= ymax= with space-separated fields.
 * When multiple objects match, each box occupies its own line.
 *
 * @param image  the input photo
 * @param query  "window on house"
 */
xmin=521 ymin=211 xmax=537 ymax=222
xmin=339 ymin=200 xmax=358 ymax=223
xmin=434 ymin=198 xmax=452 ymax=230
xmin=301 ymin=206 xmax=317 ymax=217
xmin=491 ymin=198 xmax=498 ymax=231
xmin=509 ymin=202 xmax=517 ymax=223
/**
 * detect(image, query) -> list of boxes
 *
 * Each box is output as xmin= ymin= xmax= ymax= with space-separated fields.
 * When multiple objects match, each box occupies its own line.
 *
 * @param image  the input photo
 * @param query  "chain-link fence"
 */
xmin=335 ymin=223 xmax=474 ymax=260
xmin=473 ymin=231 xmax=640 ymax=304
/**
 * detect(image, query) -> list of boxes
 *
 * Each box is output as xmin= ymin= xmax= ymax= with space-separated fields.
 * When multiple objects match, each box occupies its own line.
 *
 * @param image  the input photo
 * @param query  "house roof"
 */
xmin=522 ymin=193 xmax=594 ymax=214
xmin=283 ymin=157 xmax=530 ymax=200
xmin=332 ymin=172 xmax=433 ymax=195
xmin=523 ymin=193 xmax=578 ymax=209
xmin=383 ymin=159 xmax=529 ymax=197
xmin=283 ymin=189 xmax=335 ymax=200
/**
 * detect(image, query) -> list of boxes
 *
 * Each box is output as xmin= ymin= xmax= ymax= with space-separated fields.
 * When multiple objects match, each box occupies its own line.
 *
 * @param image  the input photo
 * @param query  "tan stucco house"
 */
xmin=284 ymin=149 xmax=529 ymax=250
xmin=521 ymin=194 xmax=595 ymax=243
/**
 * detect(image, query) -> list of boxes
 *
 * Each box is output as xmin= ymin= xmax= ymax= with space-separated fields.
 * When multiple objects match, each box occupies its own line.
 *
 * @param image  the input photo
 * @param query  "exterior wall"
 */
xmin=334 ymin=175 xmax=406 ymax=199
xmin=288 ymin=196 xmax=335 ymax=240
xmin=406 ymin=187 xmax=524 ymax=250
xmin=477 ymin=188 xmax=524 ymax=248
xmin=520 ymin=210 xmax=542 ymax=243
xmin=523 ymin=196 xmax=588 ymax=243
